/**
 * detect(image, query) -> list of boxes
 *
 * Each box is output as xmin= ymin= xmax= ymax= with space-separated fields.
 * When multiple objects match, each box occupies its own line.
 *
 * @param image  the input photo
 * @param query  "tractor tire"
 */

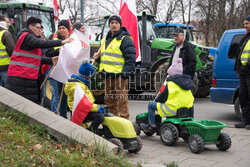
xmin=160 ymin=123 xmax=179 ymax=146
xmin=132 ymin=122 xmax=141 ymax=136
xmin=128 ymin=136 xmax=143 ymax=154
xmin=188 ymin=134 xmax=204 ymax=154
xmin=216 ymin=132 xmax=231 ymax=151
xmin=191 ymin=72 xmax=199 ymax=97
xmin=153 ymin=62 xmax=169 ymax=94
xmin=234 ymin=97 xmax=242 ymax=120
xmin=109 ymin=138 xmax=124 ymax=154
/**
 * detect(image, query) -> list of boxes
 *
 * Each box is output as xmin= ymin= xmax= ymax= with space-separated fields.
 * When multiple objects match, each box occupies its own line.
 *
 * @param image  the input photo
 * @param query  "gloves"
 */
xmin=97 ymin=106 xmax=105 ymax=114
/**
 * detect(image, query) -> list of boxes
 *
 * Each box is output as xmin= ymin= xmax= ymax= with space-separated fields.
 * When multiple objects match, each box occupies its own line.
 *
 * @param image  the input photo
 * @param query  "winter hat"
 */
xmin=73 ymin=22 xmax=84 ymax=30
xmin=109 ymin=14 xmax=122 ymax=26
xmin=172 ymin=28 xmax=184 ymax=35
xmin=0 ymin=21 xmax=7 ymax=29
xmin=244 ymin=15 xmax=250 ymax=21
xmin=78 ymin=58 xmax=95 ymax=77
xmin=167 ymin=58 xmax=183 ymax=75
xmin=58 ymin=20 xmax=70 ymax=31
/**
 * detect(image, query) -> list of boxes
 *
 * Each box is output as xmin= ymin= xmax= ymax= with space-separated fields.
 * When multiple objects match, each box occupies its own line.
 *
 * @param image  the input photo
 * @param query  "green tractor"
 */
xmin=0 ymin=2 xmax=56 ymax=41
xmin=89 ymin=12 xmax=212 ymax=99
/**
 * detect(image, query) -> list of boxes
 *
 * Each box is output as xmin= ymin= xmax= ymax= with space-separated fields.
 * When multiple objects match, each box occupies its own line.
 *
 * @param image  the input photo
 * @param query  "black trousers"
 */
xmin=84 ymin=112 xmax=104 ymax=132
xmin=239 ymin=75 xmax=250 ymax=124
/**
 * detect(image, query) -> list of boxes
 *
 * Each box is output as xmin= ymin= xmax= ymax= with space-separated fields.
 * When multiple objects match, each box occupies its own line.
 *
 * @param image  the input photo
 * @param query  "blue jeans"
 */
xmin=148 ymin=101 xmax=157 ymax=125
xmin=0 ymin=70 xmax=8 ymax=87
xmin=49 ymin=78 xmax=67 ymax=118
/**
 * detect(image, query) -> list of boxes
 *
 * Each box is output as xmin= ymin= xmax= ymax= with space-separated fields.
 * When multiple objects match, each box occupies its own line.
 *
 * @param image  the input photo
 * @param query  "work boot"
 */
xmin=245 ymin=125 xmax=250 ymax=130
xmin=140 ymin=123 xmax=155 ymax=134
xmin=234 ymin=121 xmax=246 ymax=128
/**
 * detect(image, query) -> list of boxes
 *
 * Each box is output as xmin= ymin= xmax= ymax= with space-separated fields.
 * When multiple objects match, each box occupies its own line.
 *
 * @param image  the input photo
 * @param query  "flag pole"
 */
xmin=57 ymin=84 xmax=65 ymax=115
xmin=91 ymin=42 xmax=103 ymax=65
xmin=40 ymin=64 xmax=55 ymax=90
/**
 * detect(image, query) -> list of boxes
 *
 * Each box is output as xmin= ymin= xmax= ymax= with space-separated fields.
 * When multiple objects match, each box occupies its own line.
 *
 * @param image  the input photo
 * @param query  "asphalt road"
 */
xmin=129 ymin=96 xmax=239 ymax=127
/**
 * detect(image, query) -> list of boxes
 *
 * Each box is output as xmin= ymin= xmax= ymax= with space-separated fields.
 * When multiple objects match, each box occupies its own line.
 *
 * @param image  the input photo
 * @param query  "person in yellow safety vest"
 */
xmin=140 ymin=58 xmax=194 ymax=133
xmin=93 ymin=14 xmax=136 ymax=119
xmin=234 ymin=15 xmax=250 ymax=130
xmin=0 ymin=15 xmax=15 ymax=87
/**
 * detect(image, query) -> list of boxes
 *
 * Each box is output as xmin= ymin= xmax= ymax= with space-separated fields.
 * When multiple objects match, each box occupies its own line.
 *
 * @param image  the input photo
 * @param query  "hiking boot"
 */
xmin=245 ymin=125 xmax=250 ymax=130
xmin=234 ymin=121 xmax=246 ymax=128
xmin=140 ymin=123 xmax=155 ymax=134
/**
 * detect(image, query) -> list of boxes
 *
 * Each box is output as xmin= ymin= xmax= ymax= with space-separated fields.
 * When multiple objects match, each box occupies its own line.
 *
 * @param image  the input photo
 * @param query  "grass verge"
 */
xmin=0 ymin=105 xmax=133 ymax=167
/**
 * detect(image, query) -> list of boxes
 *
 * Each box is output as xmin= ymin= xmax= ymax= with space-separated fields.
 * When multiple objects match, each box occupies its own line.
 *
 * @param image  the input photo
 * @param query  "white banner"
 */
xmin=50 ymin=30 xmax=90 ymax=83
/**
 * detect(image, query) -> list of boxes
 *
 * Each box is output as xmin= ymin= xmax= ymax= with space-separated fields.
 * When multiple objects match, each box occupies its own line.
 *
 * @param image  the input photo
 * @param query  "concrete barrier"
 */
xmin=0 ymin=86 xmax=117 ymax=152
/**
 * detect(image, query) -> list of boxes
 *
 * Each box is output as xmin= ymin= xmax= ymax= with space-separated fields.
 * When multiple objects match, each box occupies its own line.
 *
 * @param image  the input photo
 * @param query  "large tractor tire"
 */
xmin=153 ymin=62 xmax=169 ymax=94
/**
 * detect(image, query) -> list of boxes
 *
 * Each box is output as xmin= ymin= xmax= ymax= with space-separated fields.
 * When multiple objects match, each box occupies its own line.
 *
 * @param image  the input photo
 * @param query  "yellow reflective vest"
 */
xmin=0 ymin=30 xmax=10 ymax=66
xmin=241 ymin=39 xmax=250 ymax=65
xmin=156 ymin=81 xmax=194 ymax=117
xmin=99 ymin=36 xmax=126 ymax=73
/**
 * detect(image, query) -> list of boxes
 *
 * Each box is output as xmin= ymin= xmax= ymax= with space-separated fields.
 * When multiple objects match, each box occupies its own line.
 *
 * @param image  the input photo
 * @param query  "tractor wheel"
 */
xmin=109 ymin=138 xmax=124 ymax=154
xmin=234 ymin=97 xmax=242 ymax=120
xmin=188 ymin=134 xmax=204 ymax=153
xmin=160 ymin=123 xmax=179 ymax=146
xmin=153 ymin=62 xmax=169 ymax=94
xmin=132 ymin=122 xmax=141 ymax=136
xmin=128 ymin=136 xmax=143 ymax=154
xmin=191 ymin=72 xmax=199 ymax=97
xmin=216 ymin=132 xmax=231 ymax=151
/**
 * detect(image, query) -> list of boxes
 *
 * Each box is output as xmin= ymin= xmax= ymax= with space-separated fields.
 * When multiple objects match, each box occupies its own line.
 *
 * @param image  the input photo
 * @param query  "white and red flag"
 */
xmin=50 ymin=30 xmax=90 ymax=83
xmin=119 ymin=0 xmax=141 ymax=62
xmin=72 ymin=83 xmax=93 ymax=125
xmin=53 ymin=0 xmax=59 ymax=21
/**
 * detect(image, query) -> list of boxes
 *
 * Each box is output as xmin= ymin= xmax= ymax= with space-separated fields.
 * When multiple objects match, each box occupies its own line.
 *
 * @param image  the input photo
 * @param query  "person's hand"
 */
xmin=52 ymin=56 xmax=59 ymax=65
xmin=97 ymin=106 xmax=105 ymax=114
xmin=93 ymin=52 xmax=100 ymax=59
xmin=62 ymin=37 xmax=74 ymax=45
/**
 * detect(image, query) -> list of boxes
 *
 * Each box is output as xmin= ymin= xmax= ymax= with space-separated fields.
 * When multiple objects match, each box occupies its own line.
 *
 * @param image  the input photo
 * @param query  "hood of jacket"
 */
xmin=106 ymin=27 xmax=131 ymax=40
xmin=167 ymin=74 xmax=192 ymax=90
xmin=17 ymin=28 xmax=36 ymax=39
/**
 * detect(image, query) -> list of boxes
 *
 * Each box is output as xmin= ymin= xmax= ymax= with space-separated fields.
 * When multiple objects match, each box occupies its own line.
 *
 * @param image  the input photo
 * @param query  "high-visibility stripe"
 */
xmin=241 ymin=58 xmax=250 ymax=61
xmin=101 ymin=60 xmax=124 ymax=65
xmin=0 ymin=49 xmax=6 ymax=52
xmin=101 ymin=52 xmax=123 ymax=58
xmin=0 ymin=55 xmax=9 ymax=59
xmin=13 ymin=51 xmax=41 ymax=60
xmin=9 ymin=61 xmax=40 ymax=70
xmin=242 ymin=50 xmax=250 ymax=54
xmin=160 ymin=103 xmax=176 ymax=116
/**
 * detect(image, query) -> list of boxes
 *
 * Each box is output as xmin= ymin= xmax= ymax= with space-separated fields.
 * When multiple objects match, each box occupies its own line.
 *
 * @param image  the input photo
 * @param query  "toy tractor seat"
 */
xmin=172 ymin=107 xmax=194 ymax=118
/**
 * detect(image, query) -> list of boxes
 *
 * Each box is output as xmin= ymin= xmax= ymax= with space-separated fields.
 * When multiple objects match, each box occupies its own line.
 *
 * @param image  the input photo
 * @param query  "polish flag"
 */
xmin=53 ymin=0 xmax=59 ymax=21
xmin=59 ymin=5 xmax=72 ymax=34
xmin=71 ymin=83 xmax=93 ymax=125
xmin=119 ymin=0 xmax=141 ymax=62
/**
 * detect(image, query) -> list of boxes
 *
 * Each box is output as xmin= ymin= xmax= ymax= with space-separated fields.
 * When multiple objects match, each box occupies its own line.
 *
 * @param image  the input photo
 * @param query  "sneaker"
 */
xmin=246 ymin=125 xmax=250 ymax=130
xmin=234 ymin=121 xmax=246 ymax=128
xmin=140 ymin=123 xmax=155 ymax=133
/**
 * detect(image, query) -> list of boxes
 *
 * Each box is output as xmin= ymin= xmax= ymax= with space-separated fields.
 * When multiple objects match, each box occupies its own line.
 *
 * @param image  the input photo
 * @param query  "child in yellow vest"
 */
xmin=140 ymin=58 xmax=194 ymax=133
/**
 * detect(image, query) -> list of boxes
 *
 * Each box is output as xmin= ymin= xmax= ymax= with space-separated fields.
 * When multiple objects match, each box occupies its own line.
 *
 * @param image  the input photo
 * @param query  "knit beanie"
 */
xmin=78 ymin=58 xmax=95 ymax=77
xmin=58 ymin=20 xmax=70 ymax=31
xmin=167 ymin=58 xmax=183 ymax=75
xmin=73 ymin=22 xmax=84 ymax=30
xmin=109 ymin=14 xmax=122 ymax=26
xmin=244 ymin=15 xmax=250 ymax=21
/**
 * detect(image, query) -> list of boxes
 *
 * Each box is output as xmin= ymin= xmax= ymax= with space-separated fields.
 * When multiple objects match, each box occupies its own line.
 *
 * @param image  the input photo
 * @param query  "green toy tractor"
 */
xmin=135 ymin=109 xmax=231 ymax=154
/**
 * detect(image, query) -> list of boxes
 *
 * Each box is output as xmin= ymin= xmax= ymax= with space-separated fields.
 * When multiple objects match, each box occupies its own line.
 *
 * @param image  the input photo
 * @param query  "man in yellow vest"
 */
xmin=234 ymin=15 xmax=250 ymax=130
xmin=93 ymin=14 xmax=136 ymax=119
xmin=0 ymin=15 xmax=15 ymax=87
xmin=140 ymin=58 xmax=194 ymax=133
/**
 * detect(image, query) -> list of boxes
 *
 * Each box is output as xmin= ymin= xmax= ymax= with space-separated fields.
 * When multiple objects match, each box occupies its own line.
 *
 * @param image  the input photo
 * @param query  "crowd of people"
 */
xmin=1 ymin=12 xmax=249 ymax=132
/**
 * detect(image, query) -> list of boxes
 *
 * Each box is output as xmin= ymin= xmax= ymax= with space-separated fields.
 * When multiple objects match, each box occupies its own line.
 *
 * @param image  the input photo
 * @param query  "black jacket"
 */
xmin=168 ymin=40 xmax=196 ymax=79
xmin=234 ymin=32 xmax=250 ymax=76
xmin=155 ymin=74 xmax=193 ymax=103
xmin=6 ymin=29 xmax=63 ymax=104
xmin=102 ymin=27 xmax=136 ymax=79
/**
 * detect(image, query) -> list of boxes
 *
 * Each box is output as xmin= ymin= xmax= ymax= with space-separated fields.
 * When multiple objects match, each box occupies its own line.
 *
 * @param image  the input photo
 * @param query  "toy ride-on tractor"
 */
xmin=82 ymin=108 xmax=142 ymax=154
xmin=135 ymin=108 xmax=231 ymax=153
